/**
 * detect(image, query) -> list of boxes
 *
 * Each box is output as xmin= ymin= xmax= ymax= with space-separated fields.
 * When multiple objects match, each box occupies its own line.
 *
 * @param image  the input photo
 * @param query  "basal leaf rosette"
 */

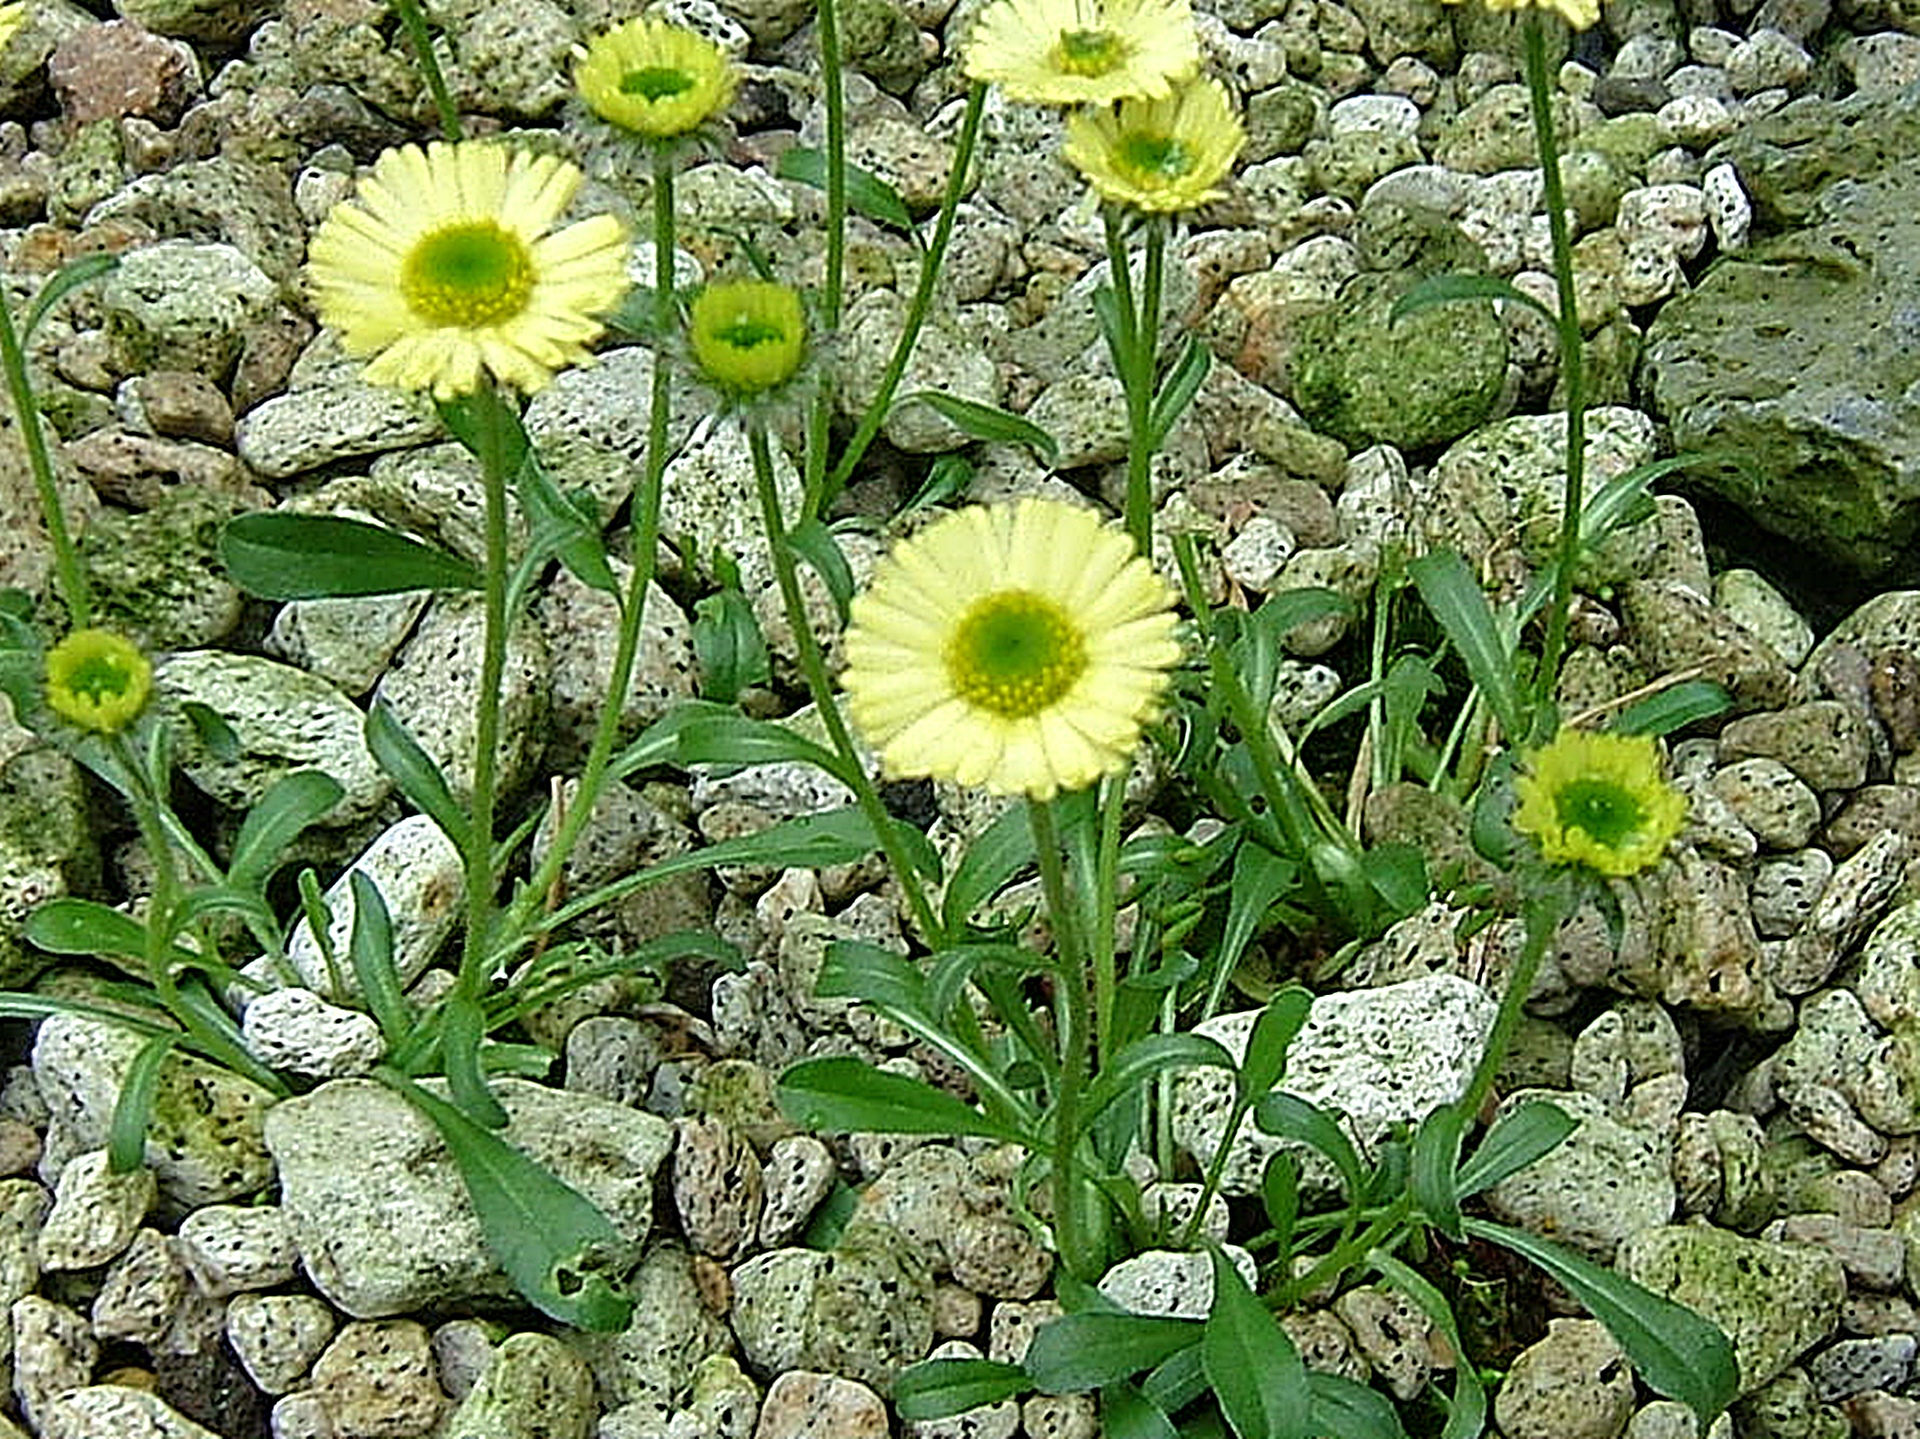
xmin=964 ymin=0 xmax=1200 ymax=106
xmin=45 ymin=629 xmax=151 ymax=735
xmin=306 ymin=140 xmax=630 ymax=400
xmin=1064 ymin=75 xmax=1245 ymax=213
xmin=574 ymin=17 xmax=739 ymax=140
xmin=842 ymin=498 xmax=1181 ymax=801
xmin=1511 ymin=728 xmax=1687 ymax=878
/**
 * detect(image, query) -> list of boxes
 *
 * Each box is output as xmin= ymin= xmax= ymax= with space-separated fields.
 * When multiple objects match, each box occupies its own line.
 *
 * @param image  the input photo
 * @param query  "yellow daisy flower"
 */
xmin=1063 ymin=76 xmax=1245 ymax=213
xmin=0 ymin=5 xmax=26 ymax=50
xmin=688 ymin=280 xmax=807 ymax=398
xmin=964 ymin=0 xmax=1200 ymax=106
xmin=842 ymin=499 xmax=1181 ymax=801
xmin=574 ymin=17 xmax=738 ymax=139
xmin=306 ymin=141 xmax=630 ymax=400
xmin=1511 ymin=728 xmax=1687 ymax=877
xmin=45 ymin=629 xmax=151 ymax=735
xmin=1441 ymin=0 xmax=1598 ymax=28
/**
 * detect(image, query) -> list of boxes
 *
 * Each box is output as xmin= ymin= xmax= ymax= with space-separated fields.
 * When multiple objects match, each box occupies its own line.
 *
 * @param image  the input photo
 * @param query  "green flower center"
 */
xmin=947 ymin=590 xmax=1087 ymax=719
xmin=401 ymin=221 xmax=535 ymax=329
xmin=1554 ymin=778 xmax=1643 ymax=850
xmin=714 ymin=316 xmax=789 ymax=351
xmin=621 ymin=65 xmax=695 ymax=99
xmin=1055 ymin=26 xmax=1125 ymax=76
xmin=1120 ymin=133 xmax=1192 ymax=180
xmin=64 ymin=654 xmax=134 ymax=704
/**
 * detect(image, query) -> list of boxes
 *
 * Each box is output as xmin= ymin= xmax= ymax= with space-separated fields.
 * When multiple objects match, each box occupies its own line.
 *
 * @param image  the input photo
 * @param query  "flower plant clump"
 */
xmin=0 ymin=0 xmax=1748 ymax=1428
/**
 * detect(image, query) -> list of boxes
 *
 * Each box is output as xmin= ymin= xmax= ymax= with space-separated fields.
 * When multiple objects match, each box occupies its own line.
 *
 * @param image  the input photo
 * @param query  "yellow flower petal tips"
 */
xmin=1511 ymin=728 xmax=1687 ymax=877
xmin=45 ymin=629 xmax=152 ymax=735
xmin=575 ymin=17 xmax=738 ymax=139
xmin=1440 ymin=0 xmax=1599 ymax=29
xmin=1064 ymin=75 xmax=1244 ymax=213
xmin=0 ymin=5 xmax=26 ymax=50
xmin=306 ymin=141 xmax=630 ymax=400
xmin=843 ymin=499 xmax=1181 ymax=801
xmin=964 ymin=0 xmax=1200 ymax=106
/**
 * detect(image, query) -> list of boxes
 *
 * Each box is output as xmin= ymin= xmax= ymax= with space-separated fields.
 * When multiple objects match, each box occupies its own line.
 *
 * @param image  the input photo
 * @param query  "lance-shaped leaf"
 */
xmin=1203 ymin=1245 xmax=1311 ymax=1439
xmin=778 ymin=1055 xmax=1023 ymax=1142
xmin=222 ymin=513 xmax=480 ymax=599
xmin=1023 ymin=1311 xmax=1200 ymax=1394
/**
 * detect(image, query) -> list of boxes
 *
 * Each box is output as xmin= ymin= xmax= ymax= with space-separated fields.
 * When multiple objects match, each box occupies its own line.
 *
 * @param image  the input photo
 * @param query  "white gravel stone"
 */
xmin=39 ymin=1386 xmax=223 ymax=1439
xmin=1702 ymin=162 xmax=1753 ymax=251
xmin=242 ymin=988 xmax=385 ymax=1078
xmin=35 ymin=1149 xmax=153 ymax=1271
xmin=227 ymin=1293 xmax=338 ymax=1394
xmin=1098 ymin=1246 xmax=1257 ymax=1319
xmin=176 ymin=1203 xmax=299 ymax=1296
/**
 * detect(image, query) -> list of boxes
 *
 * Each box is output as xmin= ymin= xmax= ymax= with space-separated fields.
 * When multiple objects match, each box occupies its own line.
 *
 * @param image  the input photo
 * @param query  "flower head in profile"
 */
xmin=964 ymin=0 xmax=1200 ymax=106
xmin=1440 ymin=0 xmax=1598 ymax=30
xmin=0 ymin=5 xmax=26 ymax=50
xmin=1064 ymin=75 xmax=1244 ymax=213
xmin=306 ymin=141 xmax=629 ymax=400
xmin=1511 ymin=728 xmax=1687 ymax=877
xmin=843 ymin=499 xmax=1181 ymax=801
xmin=575 ymin=18 xmax=738 ymax=139
xmin=688 ymin=279 xmax=807 ymax=399
xmin=45 ymin=629 xmax=151 ymax=735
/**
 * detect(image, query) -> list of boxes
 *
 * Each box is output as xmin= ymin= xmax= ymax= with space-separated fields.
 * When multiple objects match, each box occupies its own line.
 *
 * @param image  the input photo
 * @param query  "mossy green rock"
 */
xmin=80 ymin=488 xmax=245 ymax=650
xmin=1642 ymin=162 xmax=1920 ymax=578
xmin=1292 ymin=272 xmax=1506 ymax=452
xmin=444 ymin=1332 xmax=595 ymax=1439
xmin=1616 ymin=1225 xmax=1844 ymax=1395
xmin=1708 ymin=83 xmax=1920 ymax=229
xmin=843 ymin=0 xmax=927 ymax=93
xmin=0 ymin=746 xmax=96 ymax=988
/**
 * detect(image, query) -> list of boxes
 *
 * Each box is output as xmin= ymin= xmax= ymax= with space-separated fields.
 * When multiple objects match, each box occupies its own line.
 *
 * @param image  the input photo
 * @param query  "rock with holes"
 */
xmin=1495 ymin=1319 xmax=1636 ymax=1439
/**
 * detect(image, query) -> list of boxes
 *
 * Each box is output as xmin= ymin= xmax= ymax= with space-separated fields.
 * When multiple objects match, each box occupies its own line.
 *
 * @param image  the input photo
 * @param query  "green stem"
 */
xmin=1275 ymin=1193 xmax=1415 ymax=1310
xmin=1089 ymin=773 xmax=1126 ymax=1067
xmin=509 ymin=144 xmax=678 ymax=936
xmin=802 ymin=0 xmax=849 ymax=519
xmin=821 ymin=83 xmax=989 ymax=510
xmin=1123 ymin=218 xmax=1165 ymax=557
xmin=744 ymin=420 xmax=945 ymax=947
xmin=0 ymin=290 xmax=89 ymax=627
xmin=390 ymin=0 xmax=462 ymax=142
xmin=1456 ymin=880 xmax=1569 ymax=1125
xmin=1524 ymin=11 xmax=1585 ymax=739
xmin=454 ymin=387 xmax=514 ymax=1000
xmin=1030 ymin=797 xmax=1098 ymax=1281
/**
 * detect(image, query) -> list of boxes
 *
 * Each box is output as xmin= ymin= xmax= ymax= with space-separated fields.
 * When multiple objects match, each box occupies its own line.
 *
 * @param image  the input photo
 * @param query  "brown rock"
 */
xmin=48 ymin=21 xmax=199 ymax=126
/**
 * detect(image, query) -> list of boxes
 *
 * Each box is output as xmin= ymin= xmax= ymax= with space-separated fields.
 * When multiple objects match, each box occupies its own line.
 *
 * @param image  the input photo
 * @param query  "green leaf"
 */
xmin=1464 ymin=1217 xmax=1737 ymax=1426
xmin=942 ymin=801 xmax=1036 ymax=932
xmin=1102 ymin=1381 xmax=1179 ymax=1439
xmin=1083 ymin=1034 xmax=1233 ymax=1126
xmin=1408 ymin=550 xmax=1526 ymax=743
xmin=1203 ymin=1245 xmax=1311 ymax=1439
xmin=1308 ymin=1373 xmax=1411 ymax=1439
xmin=221 ymin=513 xmax=481 ymax=599
xmin=1148 ymin=336 xmax=1210 ymax=450
xmin=379 ymin=1071 xmax=634 ymax=1331
xmin=902 ymin=454 xmax=973 ymax=517
xmin=1409 ymin=1103 xmax=1467 ymax=1240
xmin=1260 ymin=1152 xmax=1299 ymax=1261
xmin=786 ymin=519 xmax=856 ymax=622
xmin=22 ymin=253 xmax=117 ymax=343
xmin=1366 ymin=1253 xmax=1485 ymax=1439
xmin=1390 ymin=272 xmax=1551 ymax=326
xmin=817 ymin=940 xmax=931 ymax=1024
xmin=26 ymin=898 xmax=150 ymax=961
xmin=228 ymin=770 xmax=344 ymax=894
xmin=1206 ymin=843 xmax=1297 ymax=1018
xmin=777 ymin=1055 xmax=1023 ymax=1141
xmin=1236 ymin=986 xmax=1311 ymax=1102
xmin=1610 ymin=679 xmax=1731 ymax=739
xmin=891 ymin=1359 xmax=1029 ymax=1421
xmin=776 ymin=146 xmax=917 ymax=232
xmin=107 ymin=1033 xmax=174 ymax=1174
xmin=442 ymin=989 xmax=508 ymax=1129
xmin=518 ymin=451 xmax=615 ymax=596
xmin=181 ymin=700 xmax=241 ymax=762
xmin=1254 ymin=1091 xmax=1365 ymax=1204
xmin=622 ymin=702 xmax=850 ymax=782
xmin=896 ymin=390 xmax=1059 ymax=466
xmin=1023 ymin=1312 xmax=1200 ymax=1393
xmin=692 ymin=590 xmax=771 ymax=704
xmin=347 ymin=871 xmax=414 ymax=1046
xmin=436 ymin=387 xmax=529 ymax=474
xmin=1456 ymin=1098 xmax=1575 ymax=1198
xmin=365 ymin=703 xmax=470 ymax=851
